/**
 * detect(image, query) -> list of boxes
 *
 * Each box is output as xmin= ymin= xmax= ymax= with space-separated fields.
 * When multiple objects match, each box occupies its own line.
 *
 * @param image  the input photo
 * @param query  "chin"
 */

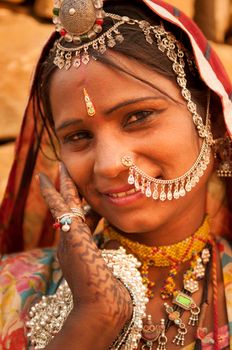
xmin=103 ymin=209 xmax=163 ymax=234
xmin=100 ymin=195 xmax=195 ymax=235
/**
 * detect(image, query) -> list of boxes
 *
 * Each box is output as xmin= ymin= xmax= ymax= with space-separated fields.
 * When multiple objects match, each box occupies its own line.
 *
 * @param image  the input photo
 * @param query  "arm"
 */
xmin=31 ymin=164 xmax=132 ymax=349
xmin=45 ymin=302 xmax=130 ymax=350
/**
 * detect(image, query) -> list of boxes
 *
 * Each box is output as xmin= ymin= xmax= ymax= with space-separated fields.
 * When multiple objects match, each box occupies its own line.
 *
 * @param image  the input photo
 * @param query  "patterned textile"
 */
xmin=0 ymin=239 xmax=231 ymax=349
xmin=0 ymin=0 xmax=232 ymax=254
xmin=0 ymin=248 xmax=60 ymax=349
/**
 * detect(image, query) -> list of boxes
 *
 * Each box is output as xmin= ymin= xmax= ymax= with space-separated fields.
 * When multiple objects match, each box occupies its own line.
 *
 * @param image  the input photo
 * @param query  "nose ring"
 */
xmin=121 ymin=155 xmax=134 ymax=167
xmin=120 ymin=142 xmax=211 ymax=202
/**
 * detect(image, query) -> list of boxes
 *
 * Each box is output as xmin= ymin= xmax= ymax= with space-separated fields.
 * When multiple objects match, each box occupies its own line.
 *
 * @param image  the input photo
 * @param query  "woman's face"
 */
xmin=50 ymin=53 xmax=213 ymax=234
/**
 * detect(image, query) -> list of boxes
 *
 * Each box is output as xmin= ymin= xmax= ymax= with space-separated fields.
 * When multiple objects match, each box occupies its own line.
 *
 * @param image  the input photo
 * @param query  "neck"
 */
xmin=114 ymin=192 xmax=207 ymax=247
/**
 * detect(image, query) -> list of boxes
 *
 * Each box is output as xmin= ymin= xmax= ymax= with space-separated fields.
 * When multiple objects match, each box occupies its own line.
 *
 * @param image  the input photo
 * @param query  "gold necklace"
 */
xmin=104 ymin=216 xmax=211 ymax=299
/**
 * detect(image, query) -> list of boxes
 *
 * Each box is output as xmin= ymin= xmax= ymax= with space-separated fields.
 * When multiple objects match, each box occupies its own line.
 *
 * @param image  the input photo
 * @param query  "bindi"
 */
xmin=83 ymin=88 xmax=96 ymax=117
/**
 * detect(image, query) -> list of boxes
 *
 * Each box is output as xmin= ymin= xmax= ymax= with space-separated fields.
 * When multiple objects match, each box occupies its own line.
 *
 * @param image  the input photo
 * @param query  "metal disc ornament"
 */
xmin=60 ymin=0 xmax=96 ymax=35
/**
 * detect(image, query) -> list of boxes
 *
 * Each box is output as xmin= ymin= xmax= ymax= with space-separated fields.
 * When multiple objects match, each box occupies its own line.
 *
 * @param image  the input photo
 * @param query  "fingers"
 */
xmin=39 ymin=165 xmax=102 ymax=234
xmin=38 ymin=170 xmax=114 ymax=308
xmin=59 ymin=162 xmax=82 ymax=209
xmin=38 ymin=173 xmax=69 ymax=219
xmin=60 ymin=163 xmax=101 ymax=232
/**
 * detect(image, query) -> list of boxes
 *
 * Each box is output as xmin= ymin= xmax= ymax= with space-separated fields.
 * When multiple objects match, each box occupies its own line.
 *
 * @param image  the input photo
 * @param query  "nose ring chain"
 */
xmin=121 ymin=139 xmax=211 ymax=202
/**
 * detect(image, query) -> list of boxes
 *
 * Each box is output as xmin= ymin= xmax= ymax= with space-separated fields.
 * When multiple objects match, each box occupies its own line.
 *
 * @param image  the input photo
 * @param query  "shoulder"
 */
xmin=0 ymin=248 xmax=62 ymax=350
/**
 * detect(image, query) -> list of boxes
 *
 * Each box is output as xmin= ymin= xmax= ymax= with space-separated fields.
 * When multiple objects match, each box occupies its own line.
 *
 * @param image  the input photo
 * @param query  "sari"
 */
xmin=0 ymin=0 xmax=232 ymax=348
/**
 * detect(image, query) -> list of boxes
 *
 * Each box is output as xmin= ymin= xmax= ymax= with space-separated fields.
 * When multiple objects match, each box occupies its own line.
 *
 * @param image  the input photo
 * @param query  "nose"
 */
xmin=93 ymin=136 xmax=131 ymax=179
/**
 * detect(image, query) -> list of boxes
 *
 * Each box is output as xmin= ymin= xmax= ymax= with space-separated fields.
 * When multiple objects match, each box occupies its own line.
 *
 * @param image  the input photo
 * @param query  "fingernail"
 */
xmin=59 ymin=162 xmax=62 ymax=173
xmin=35 ymin=174 xmax=40 ymax=183
xmin=60 ymin=162 xmax=69 ymax=176
xmin=39 ymin=173 xmax=53 ymax=188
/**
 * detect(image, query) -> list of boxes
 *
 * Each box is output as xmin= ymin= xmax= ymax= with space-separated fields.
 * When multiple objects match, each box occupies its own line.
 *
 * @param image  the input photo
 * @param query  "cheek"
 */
xmin=142 ymin=118 xmax=199 ymax=161
xmin=60 ymin=149 xmax=92 ymax=192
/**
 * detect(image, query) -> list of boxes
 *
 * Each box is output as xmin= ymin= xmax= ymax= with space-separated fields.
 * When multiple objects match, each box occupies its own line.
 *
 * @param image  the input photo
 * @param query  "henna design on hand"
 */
xmin=38 ymin=165 xmax=132 ymax=329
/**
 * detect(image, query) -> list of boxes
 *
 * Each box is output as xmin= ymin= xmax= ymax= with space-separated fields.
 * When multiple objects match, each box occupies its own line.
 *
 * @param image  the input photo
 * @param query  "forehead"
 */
xmin=49 ymin=52 xmax=181 ymax=110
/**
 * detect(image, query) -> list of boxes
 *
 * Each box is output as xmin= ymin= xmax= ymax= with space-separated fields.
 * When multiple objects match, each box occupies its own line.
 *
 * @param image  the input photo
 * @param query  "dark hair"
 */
xmin=32 ymin=0 xmax=225 ymax=160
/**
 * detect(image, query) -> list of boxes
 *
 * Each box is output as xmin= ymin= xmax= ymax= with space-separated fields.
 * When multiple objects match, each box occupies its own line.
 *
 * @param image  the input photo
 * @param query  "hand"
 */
xmin=37 ymin=163 xmax=132 ymax=348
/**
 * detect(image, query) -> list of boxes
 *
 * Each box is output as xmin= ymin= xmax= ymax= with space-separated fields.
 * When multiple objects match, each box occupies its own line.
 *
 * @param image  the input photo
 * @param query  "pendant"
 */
xmin=172 ymin=322 xmax=187 ymax=346
xmin=157 ymin=319 xmax=167 ymax=350
xmin=141 ymin=315 xmax=163 ymax=349
xmin=164 ymin=303 xmax=181 ymax=326
xmin=188 ymin=305 xmax=200 ymax=326
xmin=173 ymin=291 xmax=195 ymax=311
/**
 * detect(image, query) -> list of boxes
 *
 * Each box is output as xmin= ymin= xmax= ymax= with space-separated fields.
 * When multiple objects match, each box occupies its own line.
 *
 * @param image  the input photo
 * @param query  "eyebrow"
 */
xmin=104 ymin=96 xmax=166 ymax=115
xmin=56 ymin=119 xmax=83 ymax=132
xmin=55 ymin=95 xmax=172 ymax=132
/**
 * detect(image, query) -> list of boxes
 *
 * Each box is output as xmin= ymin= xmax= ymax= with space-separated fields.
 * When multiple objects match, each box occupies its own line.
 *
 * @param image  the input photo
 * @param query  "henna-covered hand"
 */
xmin=38 ymin=164 xmax=132 ymax=337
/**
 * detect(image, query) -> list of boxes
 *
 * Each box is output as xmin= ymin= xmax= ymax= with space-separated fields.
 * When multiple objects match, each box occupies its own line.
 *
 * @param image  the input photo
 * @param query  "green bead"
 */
xmin=173 ymin=291 xmax=194 ymax=310
xmin=176 ymin=295 xmax=191 ymax=307
xmin=53 ymin=7 xmax=59 ymax=16
xmin=81 ymin=34 xmax=89 ymax=42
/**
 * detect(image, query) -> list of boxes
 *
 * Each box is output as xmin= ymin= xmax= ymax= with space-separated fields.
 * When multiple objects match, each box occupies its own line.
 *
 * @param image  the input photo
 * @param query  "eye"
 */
xmin=63 ymin=131 xmax=92 ymax=144
xmin=124 ymin=110 xmax=154 ymax=126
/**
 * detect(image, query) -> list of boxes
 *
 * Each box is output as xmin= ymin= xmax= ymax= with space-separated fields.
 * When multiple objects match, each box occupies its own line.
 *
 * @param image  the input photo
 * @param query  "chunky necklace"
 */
xmin=141 ymin=245 xmax=212 ymax=350
xmin=104 ymin=219 xmax=213 ymax=349
xmin=104 ymin=216 xmax=211 ymax=299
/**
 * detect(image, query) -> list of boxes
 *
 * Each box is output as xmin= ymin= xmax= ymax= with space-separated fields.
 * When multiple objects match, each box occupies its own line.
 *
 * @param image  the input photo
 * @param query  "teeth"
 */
xmin=109 ymin=188 xmax=140 ymax=198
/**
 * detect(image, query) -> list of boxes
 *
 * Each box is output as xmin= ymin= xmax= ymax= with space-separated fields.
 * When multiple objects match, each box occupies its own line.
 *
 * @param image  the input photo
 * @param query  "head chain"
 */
xmin=53 ymin=13 xmax=213 ymax=144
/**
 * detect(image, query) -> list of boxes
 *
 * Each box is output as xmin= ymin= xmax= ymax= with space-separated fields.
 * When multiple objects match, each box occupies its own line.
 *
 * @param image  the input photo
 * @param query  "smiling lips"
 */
xmin=102 ymin=185 xmax=143 ymax=206
xmin=107 ymin=187 xmax=140 ymax=198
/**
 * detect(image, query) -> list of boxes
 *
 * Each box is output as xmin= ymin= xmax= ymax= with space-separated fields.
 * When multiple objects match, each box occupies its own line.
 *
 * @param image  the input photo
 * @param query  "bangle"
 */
xmin=27 ymin=247 xmax=148 ymax=349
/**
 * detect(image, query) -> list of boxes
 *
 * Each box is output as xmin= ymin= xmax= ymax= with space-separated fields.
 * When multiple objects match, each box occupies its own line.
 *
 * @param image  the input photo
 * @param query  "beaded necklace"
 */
xmin=104 ymin=216 xmax=211 ymax=299
xmin=104 ymin=217 xmax=214 ymax=349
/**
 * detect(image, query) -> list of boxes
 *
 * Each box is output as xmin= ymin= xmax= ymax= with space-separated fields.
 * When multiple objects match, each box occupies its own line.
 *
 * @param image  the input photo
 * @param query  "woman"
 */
xmin=0 ymin=0 xmax=232 ymax=349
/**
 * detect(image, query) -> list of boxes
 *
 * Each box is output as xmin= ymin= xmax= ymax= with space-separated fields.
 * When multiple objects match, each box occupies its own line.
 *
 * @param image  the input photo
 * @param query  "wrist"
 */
xmin=45 ymin=307 xmax=128 ymax=350
xmin=27 ymin=248 xmax=147 ymax=350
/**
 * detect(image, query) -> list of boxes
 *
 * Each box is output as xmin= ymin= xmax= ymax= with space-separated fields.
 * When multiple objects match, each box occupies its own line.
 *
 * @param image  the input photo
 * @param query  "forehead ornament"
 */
xmin=83 ymin=88 xmax=96 ymax=117
xmin=53 ymin=0 xmax=104 ymax=42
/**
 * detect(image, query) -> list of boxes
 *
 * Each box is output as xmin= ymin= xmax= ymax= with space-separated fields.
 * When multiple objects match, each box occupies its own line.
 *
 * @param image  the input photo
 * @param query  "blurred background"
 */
xmin=0 ymin=0 xmax=232 ymax=203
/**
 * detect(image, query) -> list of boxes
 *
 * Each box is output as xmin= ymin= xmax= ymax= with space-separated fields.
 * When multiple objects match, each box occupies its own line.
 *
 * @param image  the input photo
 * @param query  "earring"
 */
xmin=213 ymin=136 xmax=232 ymax=177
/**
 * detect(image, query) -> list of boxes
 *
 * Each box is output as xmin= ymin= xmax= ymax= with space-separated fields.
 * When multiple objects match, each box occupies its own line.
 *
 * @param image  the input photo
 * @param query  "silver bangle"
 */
xmin=26 ymin=248 xmax=148 ymax=349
